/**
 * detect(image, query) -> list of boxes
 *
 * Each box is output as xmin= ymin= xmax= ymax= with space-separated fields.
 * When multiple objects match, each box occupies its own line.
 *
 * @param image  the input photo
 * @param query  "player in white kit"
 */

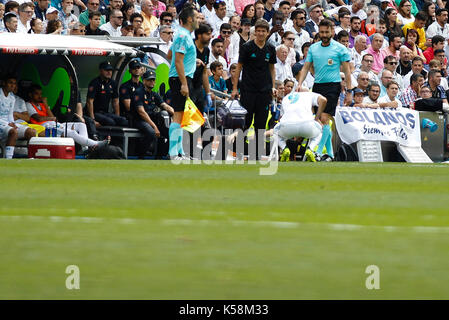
xmin=269 ymin=89 xmax=327 ymax=161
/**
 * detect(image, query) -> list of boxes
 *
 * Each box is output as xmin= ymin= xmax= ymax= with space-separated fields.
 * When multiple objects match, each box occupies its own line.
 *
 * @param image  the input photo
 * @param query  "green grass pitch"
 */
xmin=1 ymin=159 xmax=449 ymax=299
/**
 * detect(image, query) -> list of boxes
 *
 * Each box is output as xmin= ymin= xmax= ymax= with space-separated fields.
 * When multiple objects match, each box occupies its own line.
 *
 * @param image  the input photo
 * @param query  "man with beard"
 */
xmin=297 ymin=18 xmax=352 ymax=161
xmin=192 ymin=23 xmax=213 ymax=114
xmin=348 ymin=16 xmax=370 ymax=49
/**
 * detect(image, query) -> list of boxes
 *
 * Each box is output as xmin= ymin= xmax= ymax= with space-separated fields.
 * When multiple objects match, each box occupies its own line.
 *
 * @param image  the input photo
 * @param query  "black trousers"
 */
xmin=133 ymin=119 xmax=156 ymax=156
xmin=240 ymin=90 xmax=271 ymax=159
xmin=95 ymin=112 xmax=128 ymax=127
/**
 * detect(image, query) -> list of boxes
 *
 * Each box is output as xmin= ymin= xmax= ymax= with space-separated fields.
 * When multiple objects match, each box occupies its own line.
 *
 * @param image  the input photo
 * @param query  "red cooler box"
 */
xmin=28 ymin=137 xmax=75 ymax=159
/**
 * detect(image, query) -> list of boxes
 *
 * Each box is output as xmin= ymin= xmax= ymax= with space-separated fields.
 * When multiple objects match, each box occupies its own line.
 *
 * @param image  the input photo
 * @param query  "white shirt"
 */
xmin=201 ymin=5 xmax=215 ymax=25
xmin=281 ymin=92 xmax=320 ymax=122
xmin=17 ymin=19 xmax=30 ymax=34
xmin=426 ymin=21 xmax=449 ymax=40
xmin=397 ymin=13 xmax=415 ymax=26
xmin=149 ymin=40 xmax=172 ymax=66
xmin=363 ymin=96 xmax=377 ymax=104
xmin=378 ymin=95 xmax=403 ymax=108
xmin=326 ymin=5 xmax=367 ymax=21
xmin=335 ymin=25 xmax=350 ymax=36
xmin=209 ymin=13 xmax=229 ymax=36
xmin=351 ymin=68 xmax=377 ymax=88
xmin=285 ymin=26 xmax=310 ymax=57
xmin=100 ymin=22 xmax=121 ymax=37
xmin=275 ymin=57 xmax=293 ymax=82
xmin=229 ymin=32 xmax=240 ymax=65
xmin=0 ymin=89 xmax=15 ymax=124
xmin=350 ymin=47 xmax=363 ymax=70
xmin=208 ymin=54 xmax=228 ymax=72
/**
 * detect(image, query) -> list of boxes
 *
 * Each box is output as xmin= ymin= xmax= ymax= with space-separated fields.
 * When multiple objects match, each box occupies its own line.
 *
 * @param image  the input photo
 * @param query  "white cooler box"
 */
xmin=28 ymin=137 xmax=75 ymax=159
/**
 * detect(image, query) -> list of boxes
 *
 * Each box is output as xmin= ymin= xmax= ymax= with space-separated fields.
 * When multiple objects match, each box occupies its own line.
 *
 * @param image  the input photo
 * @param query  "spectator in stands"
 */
xmin=305 ymin=3 xmax=322 ymax=38
xmin=201 ymin=0 xmax=214 ymax=25
xmin=429 ymin=59 xmax=449 ymax=90
xmin=288 ymin=9 xmax=310 ymax=57
xmin=58 ymin=0 xmax=79 ymax=34
xmin=69 ymin=21 xmax=86 ymax=35
xmin=422 ymin=1 xmax=436 ymax=29
xmin=151 ymin=11 xmax=173 ymax=37
xmin=350 ymin=88 xmax=366 ymax=107
xmin=404 ymin=28 xmax=427 ymax=63
xmin=355 ymin=71 xmax=370 ymax=94
xmin=209 ymin=0 xmax=228 ymax=36
xmin=208 ymin=61 xmax=227 ymax=103
xmin=100 ymin=9 xmax=123 ymax=36
xmin=80 ymin=0 xmax=106 ymax=27
xmin=426 ymin=8 xmax=449 ymax=40
xmin=5 ymin=1 xmax=19 ymax=16
xmin=241 ymin=4 xmax=255 ymax=25
xmin=208 ymin=38 xmax=228 ymax=79
xmin=397 ymin=45 xmax=412 ymax=76
xmin=327 ymin=0 xmax=367 ymax=22
xmin=151 ymin=0 xmax=166 ymax=19
xmin=378 ymin=69 xmax=394 ymax=97
xmin=263 ymin=0 xmax=276 ymax=23
xmin=281 ymin=31 xmax=298 ymax=66
xmin=363 ymin=82 xmax=381 ymax=105
xmin=134 ymin=26 xmax=146 ymax=36
xmin=120 ymin=20 xmax=133 ymax=36
xmin=34 ymin=0 xmax=49 ymax=21
xmin=382 ymin=55 xmax=404 ymax=89
xmin=140 ymin=0 xmax=159 ymax=35
xmin=399 ymin=73 xmax=424 ymax=108
xmin=403 ymin=56 xmax=426 ymax=88
xmin=423 ymin=35 xmax=445 ymax=64
xmin=336 ymin=30 xmax=349 ymax=48
xmin=86 ymin=10 xmax=109 ymax=35
xmin=121 ymin=2 xmax=135 ymax=24
xmin=3 ymin=13 xmax=18 ymax=33
xmin=334 ymin=10 xmax=351 ymax=35
xmin=105 ymin=0 xmax=123 ymax=22
xmin=275 ymin=44 xmax=293 ymax=82
xmin=17 ymin=2 xmax=33 ymax=33
xmin=424 ymin=69 xmax=448 ymax=103
xmin=433 ymin=49 xmax=448 ymax=77
xmin=130 ymin=12 xmax=144 ymax=34
xmin=254 ymin=1 xmax=265 ymax=23
xmin=86 ymin=61 xmax=127 ymax=127
xmin=348 ymin=16 xmax=370 ymax=49
xmin=29 ymin=17 xmax=44 ymax=34
xmin=46 ymin=18 xmax=63 ymax=34
xmin=381 ymin=33 xmax=402 ymax=60
xmin=283 ymin=78 xmax=294 ymax=96
xmin=402 ymin=11 xmax=429 ymax=51
xmin=385 ymin=7 xmax=402 ymax=40
xmin=267 ymin=11 xmax=284 ymax=48
xmin=397 ymin=0 xmax=415 ymax=26
xmin=352 ymin=53 xmax=378 ymax=86
xmin=365 ymin=33 xmax=386 ymax=74
xmin=0 ymin=3 xmax=4 ymax=33
xmin=350 ymin=34 xmax=367 ymax=71
xmin=217 ymin=23 xmax=232 ymax=71
xmin=278 ymin=0 xmax=292 ymax=30
xmin=378 ymin=81 xmax=402 ymax=108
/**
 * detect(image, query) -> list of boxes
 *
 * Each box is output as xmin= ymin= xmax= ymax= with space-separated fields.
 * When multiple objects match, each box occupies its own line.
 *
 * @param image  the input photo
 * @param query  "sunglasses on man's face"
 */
xmin=162 ymin=19 xmax=173 ymax=23
xmin=222 ymin=30 xmax=232 ymax=34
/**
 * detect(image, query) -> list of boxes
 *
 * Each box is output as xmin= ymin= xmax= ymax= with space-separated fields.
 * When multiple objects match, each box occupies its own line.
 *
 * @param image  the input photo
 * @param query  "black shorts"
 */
xmin=169 ymin=77 xmax=193 ymax=112
xmin=312 ymin=82 xmax=341 ymax=116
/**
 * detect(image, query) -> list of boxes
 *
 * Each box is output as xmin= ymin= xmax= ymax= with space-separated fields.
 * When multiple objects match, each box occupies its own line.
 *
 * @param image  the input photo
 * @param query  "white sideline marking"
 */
xmin=1 ymin=215 xmax=449 ymax=234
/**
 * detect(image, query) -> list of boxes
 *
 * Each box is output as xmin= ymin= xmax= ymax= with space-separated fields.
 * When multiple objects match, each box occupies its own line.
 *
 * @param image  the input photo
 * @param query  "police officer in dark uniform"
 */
xmin=86 ymin=61 xmax=128 ymax=127
xmin=132 ymin=70 xmax=174 ymax=158
xmin=119 ymin=59 xmax=145 ymax=122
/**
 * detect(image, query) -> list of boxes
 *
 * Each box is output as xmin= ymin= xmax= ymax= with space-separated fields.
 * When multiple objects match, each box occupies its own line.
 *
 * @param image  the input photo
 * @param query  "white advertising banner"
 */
xmin=335 ymin=107 xmax=421 ymax=147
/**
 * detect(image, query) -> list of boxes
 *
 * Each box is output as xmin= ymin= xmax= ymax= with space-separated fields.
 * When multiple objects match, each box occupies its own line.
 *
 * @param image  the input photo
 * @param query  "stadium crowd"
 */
xmin=2 ymin=0 xmax=449 ymax=160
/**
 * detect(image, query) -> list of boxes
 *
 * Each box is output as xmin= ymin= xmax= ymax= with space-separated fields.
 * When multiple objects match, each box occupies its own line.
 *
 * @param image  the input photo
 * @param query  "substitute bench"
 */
xmin=96 ymin=126 xmax=144 ymax=159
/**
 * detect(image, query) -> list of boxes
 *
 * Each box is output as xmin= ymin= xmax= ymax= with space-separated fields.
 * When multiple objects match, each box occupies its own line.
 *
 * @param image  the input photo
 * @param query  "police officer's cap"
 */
xmin=129 ymin=59 xmax=142 ymax=69
xmin=99 ymin=61 xmax=113 ymax=71
xmin=142 ymin=70 xmax=156 ymax=80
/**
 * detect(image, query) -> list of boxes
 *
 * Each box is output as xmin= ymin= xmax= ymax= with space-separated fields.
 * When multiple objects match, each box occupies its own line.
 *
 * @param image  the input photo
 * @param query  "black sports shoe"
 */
xmin=320 ymin=154 xmax=334 ymax=162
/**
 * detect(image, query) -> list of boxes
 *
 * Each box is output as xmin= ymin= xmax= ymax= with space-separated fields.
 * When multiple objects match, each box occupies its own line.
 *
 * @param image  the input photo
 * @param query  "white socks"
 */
xmin=5 ymin=146 xmax=14 ymax=159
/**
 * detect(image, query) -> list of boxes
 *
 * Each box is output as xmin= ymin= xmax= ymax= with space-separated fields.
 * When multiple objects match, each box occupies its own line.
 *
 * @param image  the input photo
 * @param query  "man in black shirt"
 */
xmin=231 ymin=19 xmax=276 ymax=159
xmin=396 ymin=46 xmax=412 ymax=76
xmin=132 ymin=71 xmax=174 ymax=158
xmin=119 ymin=59 xmax=145 ymax=122
xmin=191 ymin=23 xmax=213 ymax=113
xmin=86 ymin=11 xmax=109 ymax=35
xmin=86 ymin=61 xmax=128 ymax=127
